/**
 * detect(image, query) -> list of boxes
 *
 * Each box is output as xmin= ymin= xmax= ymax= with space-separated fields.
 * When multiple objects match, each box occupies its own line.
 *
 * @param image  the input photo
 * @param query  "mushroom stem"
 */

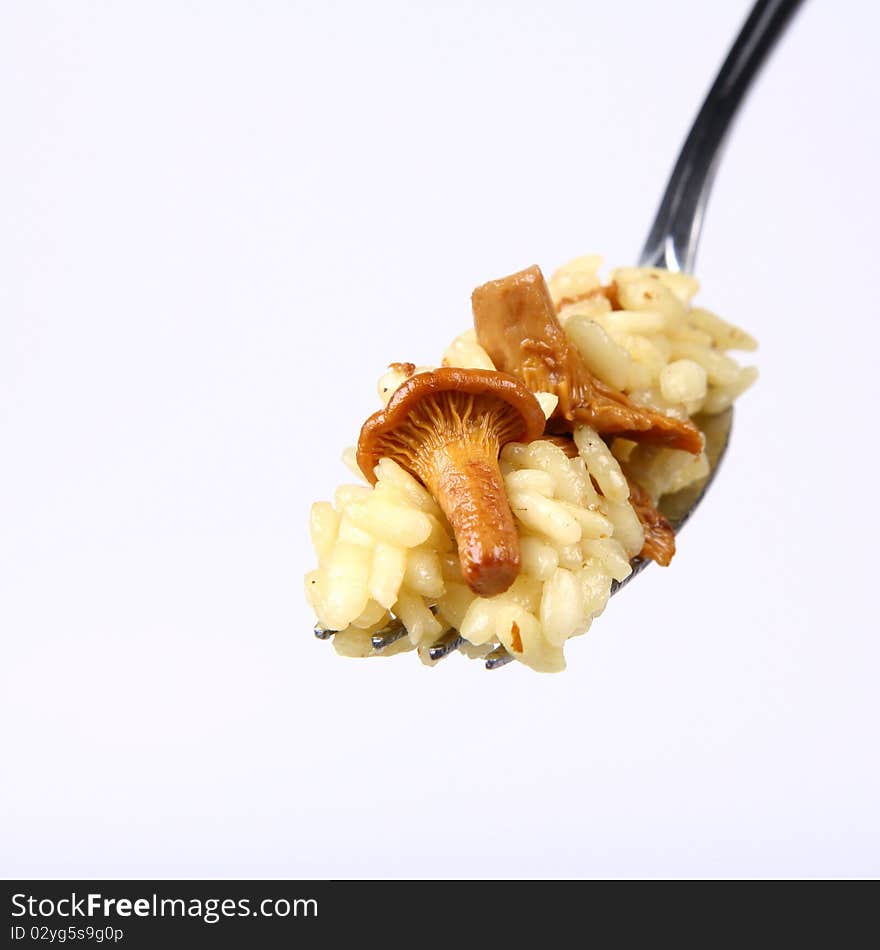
xmin=356 ymin=368 xmax=547 ymax=599
xmin=419 ymin=440 xmax=520 ymax=598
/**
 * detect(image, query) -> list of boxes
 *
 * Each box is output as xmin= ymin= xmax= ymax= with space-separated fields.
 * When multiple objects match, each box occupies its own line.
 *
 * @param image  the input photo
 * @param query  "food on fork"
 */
xmin=305 ymin=256 xmax=757 ymax=672
xmin=472 ymin=265 xmax=704 ymax=453
xmin=542 ymin=434 xmax=676 ymax=567
xmin=357 ymin=368 xmax=546 ymax=598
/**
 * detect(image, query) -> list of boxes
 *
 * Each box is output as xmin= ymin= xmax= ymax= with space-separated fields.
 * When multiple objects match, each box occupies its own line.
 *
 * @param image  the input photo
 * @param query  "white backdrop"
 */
xmin=2 ymin=0 xmax=878 ymax=879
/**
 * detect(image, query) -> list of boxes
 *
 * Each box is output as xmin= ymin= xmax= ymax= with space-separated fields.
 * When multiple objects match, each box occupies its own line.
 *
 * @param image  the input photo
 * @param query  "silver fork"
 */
xmin=316 ymin=0 xmax=804 ymax=669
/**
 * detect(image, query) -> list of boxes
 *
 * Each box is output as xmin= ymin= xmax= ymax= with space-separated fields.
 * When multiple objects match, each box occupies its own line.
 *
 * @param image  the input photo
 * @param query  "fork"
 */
xmin=316 ymin=0 xmax=805 ymax=669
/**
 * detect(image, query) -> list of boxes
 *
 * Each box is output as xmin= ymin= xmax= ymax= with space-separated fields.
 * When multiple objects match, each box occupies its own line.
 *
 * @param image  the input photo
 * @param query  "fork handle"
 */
xmin=639 ymin=0 xmax=805 ymax=273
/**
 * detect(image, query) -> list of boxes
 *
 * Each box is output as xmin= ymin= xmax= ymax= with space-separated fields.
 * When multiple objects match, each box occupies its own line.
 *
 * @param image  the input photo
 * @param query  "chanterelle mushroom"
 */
xmin=472 ymin=265 xmax=704 ymax=454
xmin=357 ymin=367 xmax=546 ymax=598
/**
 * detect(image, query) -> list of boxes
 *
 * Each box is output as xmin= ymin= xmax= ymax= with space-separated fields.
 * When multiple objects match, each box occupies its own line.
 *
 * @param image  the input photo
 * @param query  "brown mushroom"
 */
xmin=357 ymin=367 xmax=546 ymax=598
xmin=472 ymin=265 xmax=704 ymax=454
xmin=621 ymin=467 xmax=676 ymax=567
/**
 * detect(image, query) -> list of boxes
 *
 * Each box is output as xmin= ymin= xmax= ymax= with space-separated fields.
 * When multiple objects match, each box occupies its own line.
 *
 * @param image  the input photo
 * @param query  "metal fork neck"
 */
xmin=639 ymin=0 xmax=805 ymax=273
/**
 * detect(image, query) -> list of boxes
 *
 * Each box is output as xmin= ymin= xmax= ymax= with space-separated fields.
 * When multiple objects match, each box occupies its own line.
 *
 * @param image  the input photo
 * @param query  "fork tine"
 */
xmin=610 ymin=556 xmax=648 ymax=596
xmin=317 ymin=620 xmax=519 ymax=671
xmin=485 ymin=646 xmax=514 ymax=670
xmin=371 ymin=617 xmax=408 ymax=651
xmin=427 ymin=631 xmax=464 ymax=662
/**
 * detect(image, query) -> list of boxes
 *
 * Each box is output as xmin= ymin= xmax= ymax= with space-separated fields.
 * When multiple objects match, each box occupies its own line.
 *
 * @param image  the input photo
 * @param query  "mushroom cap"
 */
xmin=357 ymin=367 xmax=546 ymax=484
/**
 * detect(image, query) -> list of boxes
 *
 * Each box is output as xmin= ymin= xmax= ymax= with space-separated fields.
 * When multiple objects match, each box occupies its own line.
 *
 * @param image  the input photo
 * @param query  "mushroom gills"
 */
xmin=357 ymin=368 xmax=546 ymax=599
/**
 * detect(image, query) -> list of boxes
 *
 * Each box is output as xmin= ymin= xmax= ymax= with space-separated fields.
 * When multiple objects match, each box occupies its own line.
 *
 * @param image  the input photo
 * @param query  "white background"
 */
xmin=2 ymin=0 xmax=878 ymax=879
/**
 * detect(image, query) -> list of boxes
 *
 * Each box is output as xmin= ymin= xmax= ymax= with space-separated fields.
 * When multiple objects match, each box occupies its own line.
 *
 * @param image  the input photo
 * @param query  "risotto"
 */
xmin=305 ymin=256 xmax=757 ymax=672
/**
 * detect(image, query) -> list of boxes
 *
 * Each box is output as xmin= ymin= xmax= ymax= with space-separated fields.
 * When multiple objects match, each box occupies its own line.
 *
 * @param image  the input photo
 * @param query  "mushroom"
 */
xmin=357 ymin=367 xmax=546 ymax=598
xmin=472 ymin=265 xmax=704 ymax=454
